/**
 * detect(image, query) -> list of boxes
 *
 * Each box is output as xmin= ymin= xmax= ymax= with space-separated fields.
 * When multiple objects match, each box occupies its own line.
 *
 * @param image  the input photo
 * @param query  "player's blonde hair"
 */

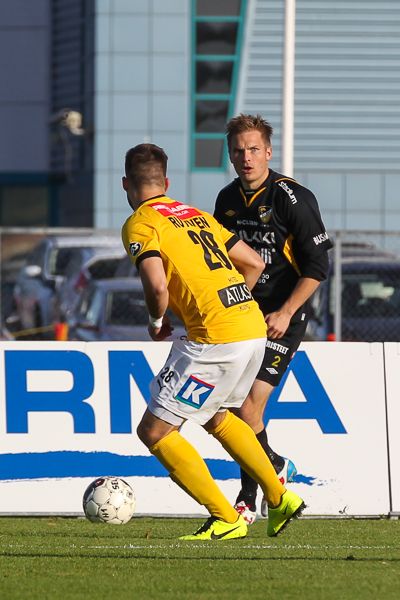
xmin=226 ymin=114 xmax=273 ymax=150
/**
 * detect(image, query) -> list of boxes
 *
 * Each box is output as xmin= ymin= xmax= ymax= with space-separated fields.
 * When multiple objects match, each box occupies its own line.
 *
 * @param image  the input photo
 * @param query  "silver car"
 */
xmin=13 ymin=235 xmax=123 ymax=336
xmin=55 ymin=248 xmax=126 ymax=323
xmin=68 ymin=278 xmax=186 ymax=341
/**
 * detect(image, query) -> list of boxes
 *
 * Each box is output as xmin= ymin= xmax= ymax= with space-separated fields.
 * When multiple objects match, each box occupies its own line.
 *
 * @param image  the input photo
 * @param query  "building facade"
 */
xmin=1 ymin=0 xmax=400 ymax=230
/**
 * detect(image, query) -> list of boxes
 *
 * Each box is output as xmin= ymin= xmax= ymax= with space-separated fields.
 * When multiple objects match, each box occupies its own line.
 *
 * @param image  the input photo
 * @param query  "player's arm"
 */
xmin=266 ymin=242 xmax=330 ymax=338
xmin=227 ymin=239 xmax=265 ymax=291
xmin=138 ymin=256 xmax=172 ymax=341
xmin=266 ymin=183 xmax=332 ymax=338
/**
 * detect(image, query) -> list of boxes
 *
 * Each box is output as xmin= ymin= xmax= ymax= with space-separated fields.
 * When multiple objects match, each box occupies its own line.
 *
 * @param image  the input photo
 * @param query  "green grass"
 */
xmin=0 ymin=516 xmax=399 ymax=599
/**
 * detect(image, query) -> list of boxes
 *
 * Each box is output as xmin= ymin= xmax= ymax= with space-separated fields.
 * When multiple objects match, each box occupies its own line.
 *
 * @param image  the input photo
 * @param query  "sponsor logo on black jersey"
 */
xmin=278 ymin=181 xmax=297 ymax=204
xmin=313 ymin=231 xmax=329 ymax=245
xmin=237 ymin=220 xmax=259 ymax=226
xmin=218 ymin=282 xmax=252 ymax=308
xmin=237 ymin=230 xmax=275 ymax=245
xmin=259 ymin=206 xmax=272 ymax=224
xmin=129 ymin=241 xmax=142 ymax=257
xmin=225 ymin=210 xmax=235 ymax=217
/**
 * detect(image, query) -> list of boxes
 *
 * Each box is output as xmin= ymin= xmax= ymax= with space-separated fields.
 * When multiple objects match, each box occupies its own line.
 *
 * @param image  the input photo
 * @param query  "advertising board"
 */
xmin=383 ymin=342 xmax=400 ymax=514
xmin=0 ymin=341 xmax=391 ymax=516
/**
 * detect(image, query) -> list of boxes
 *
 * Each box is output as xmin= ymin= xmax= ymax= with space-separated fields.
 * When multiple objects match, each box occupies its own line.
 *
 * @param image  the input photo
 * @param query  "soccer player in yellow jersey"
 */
xmin=121 ymin=143 xmax=305 ymax=539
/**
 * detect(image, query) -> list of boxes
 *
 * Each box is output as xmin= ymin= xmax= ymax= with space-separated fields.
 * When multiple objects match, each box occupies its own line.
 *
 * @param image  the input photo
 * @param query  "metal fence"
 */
xmin=1 ymin=228 xmax=400 ymax=342
xmin=0 ymin=227 xmax=130 ymax=341
xmin=308 ymin=231 xmax=400 ymax=342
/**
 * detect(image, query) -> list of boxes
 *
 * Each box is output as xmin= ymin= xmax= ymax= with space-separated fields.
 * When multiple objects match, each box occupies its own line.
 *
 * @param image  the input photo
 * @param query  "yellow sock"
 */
xmin=150 ymin=431 xmax=239 ymax=523
xmin=209 ymin=411 xmax=285 ymax=508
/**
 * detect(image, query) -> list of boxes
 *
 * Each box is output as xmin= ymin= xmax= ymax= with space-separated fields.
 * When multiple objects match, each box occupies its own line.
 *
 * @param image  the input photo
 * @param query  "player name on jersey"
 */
xmin=149 ymin=200 xmax=210 ymax=230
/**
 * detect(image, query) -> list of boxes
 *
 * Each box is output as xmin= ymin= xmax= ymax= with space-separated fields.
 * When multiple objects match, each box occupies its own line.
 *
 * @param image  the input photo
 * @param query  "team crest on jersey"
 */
xmin=129 ymin=241 xmax=142 ymax=257
xmin=259 ymin=206 xmax=272 ymax=224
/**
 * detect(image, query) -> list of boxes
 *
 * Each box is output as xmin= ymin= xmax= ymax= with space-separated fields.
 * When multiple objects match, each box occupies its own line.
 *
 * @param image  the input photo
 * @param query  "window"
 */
xmin=0 ymin=186 xmax=49 ymax=226
xmin=49 ymin=248 xmax=79 ymax=277
xmin=84 ymin=288 xmax=103 ymax=326
xmin=329 ymin=270 xmax=400 ymax=318
xmin=191 ymin=0 xmax=247 ymax=170
xmin=106 ymin=291 xmax=147 ymax=326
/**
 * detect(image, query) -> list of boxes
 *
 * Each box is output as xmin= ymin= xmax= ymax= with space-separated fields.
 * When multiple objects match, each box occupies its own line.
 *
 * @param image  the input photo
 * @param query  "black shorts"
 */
xmin=257 ymin=303 xmax=309 ymax=387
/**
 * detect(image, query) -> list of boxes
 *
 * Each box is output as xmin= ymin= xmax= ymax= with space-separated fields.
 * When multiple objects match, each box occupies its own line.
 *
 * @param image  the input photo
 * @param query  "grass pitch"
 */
xmin=0 ymin=516 xmax=399 ymax=600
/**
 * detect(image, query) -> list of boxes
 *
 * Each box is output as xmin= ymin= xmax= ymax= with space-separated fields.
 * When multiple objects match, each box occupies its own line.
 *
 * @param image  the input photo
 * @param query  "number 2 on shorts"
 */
xmin=271 ymin=355 xmax=281 ymax=368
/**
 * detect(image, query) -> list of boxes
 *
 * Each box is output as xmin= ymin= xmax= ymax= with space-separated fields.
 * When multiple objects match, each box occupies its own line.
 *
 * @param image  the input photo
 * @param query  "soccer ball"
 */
xmin=83 ymin=476 xmax=136 ymax=524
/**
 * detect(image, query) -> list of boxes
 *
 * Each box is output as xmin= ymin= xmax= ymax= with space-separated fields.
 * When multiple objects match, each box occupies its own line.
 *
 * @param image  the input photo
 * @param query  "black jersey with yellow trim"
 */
xmin=214 ymin=169 xmax=333 ymax=313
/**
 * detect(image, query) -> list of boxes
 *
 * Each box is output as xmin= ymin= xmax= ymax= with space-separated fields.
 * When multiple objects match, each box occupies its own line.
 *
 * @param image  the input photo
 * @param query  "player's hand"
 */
xmin=148 ymin=314 xmax=175 ymax=341
xmin=264 ymin=310 xmax=291 ymax=339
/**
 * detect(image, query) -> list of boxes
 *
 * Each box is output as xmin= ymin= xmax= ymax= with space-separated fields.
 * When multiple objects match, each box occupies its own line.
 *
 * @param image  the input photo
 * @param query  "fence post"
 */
xmin=334 ymin=231 xmax=342 ymax=341
xmin=0 ymin=229 xmax=2 ymax=332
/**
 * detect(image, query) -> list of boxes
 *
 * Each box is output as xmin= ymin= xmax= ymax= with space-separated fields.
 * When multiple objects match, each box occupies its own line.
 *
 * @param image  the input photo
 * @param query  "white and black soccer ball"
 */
xmin=83 ymin=476 xmax=136 ymax=524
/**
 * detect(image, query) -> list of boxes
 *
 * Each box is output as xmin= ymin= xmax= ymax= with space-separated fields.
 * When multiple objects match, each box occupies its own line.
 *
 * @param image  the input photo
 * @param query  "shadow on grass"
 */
xmin=1 ymin=551 xmax=400 ymax=562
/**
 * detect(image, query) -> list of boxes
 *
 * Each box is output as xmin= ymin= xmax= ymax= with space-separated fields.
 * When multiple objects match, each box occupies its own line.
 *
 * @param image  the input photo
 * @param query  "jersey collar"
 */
xmin=139 ymin=194 xmax=167 ymax=207
xmin=236 ymin=172 xmax=273 ymax=208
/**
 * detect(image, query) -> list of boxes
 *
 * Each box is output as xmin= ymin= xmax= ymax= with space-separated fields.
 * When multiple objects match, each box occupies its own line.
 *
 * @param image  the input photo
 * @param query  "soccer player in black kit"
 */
xmin=214 ymin=114 xmax=333 ymax=524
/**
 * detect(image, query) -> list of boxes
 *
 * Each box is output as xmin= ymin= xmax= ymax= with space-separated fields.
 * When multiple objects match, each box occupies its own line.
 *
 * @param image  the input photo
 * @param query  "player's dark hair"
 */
xmin=125 ymin=143 xmax=168 ymax=188
xmin=226 ymin=114 xmax=273 ymax=149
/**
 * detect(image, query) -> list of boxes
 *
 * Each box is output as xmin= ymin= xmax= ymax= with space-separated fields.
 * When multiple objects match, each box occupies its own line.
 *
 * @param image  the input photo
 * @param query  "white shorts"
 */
xmin=148 ymin=336 xmax=266 ymax=426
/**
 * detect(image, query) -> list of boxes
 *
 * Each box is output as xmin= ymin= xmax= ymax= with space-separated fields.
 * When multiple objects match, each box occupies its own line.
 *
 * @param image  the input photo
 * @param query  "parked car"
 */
xmin=55 ymin=248 xmax=126 ymax=322
xmin=68 ymin=278 xmax=186 ymax=341
xmin=13 ymin=235 xmax=123 ymax=335
xmin=1 ymin=250 xmax=30 ymax=323
xmin=306 ymin=247 xmax=400 ymax=341
xmin=113 ymin=254 xmax=138 ymax=278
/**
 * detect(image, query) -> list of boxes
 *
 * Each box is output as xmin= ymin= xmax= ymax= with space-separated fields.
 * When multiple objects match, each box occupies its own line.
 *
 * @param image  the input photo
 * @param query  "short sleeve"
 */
xmin=278 ymin=184 xmax=333 ymax=259
xmin=208 ymin=213 xmax=239 ymax=249
xmin=121 ymin=214 xmax=161 ymax=269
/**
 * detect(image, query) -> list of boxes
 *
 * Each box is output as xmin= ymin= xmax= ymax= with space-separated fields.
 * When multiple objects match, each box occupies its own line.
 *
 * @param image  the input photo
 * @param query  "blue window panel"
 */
xmin=190 ymin=0 xmax=247 ymax=171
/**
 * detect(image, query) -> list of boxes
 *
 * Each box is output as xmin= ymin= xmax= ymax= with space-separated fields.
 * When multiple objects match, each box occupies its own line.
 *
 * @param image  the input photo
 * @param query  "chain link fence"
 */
xmin=0 ymin=228 xmax=134 ymax=341
xmin=1 ymin=228 xmax=400 ymax=342
xmin=307 ymin=231 xmax=400 ymax=342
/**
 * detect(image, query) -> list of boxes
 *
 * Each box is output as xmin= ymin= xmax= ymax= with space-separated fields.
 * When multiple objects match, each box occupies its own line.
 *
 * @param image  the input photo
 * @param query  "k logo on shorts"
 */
xmin=175 ymin=376 xmax=215 ymax=409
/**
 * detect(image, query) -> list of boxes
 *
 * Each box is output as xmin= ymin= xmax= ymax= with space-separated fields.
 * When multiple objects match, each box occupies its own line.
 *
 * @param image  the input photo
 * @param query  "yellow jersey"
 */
xmin=122 ymin=196 xmax=266 ymax=344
